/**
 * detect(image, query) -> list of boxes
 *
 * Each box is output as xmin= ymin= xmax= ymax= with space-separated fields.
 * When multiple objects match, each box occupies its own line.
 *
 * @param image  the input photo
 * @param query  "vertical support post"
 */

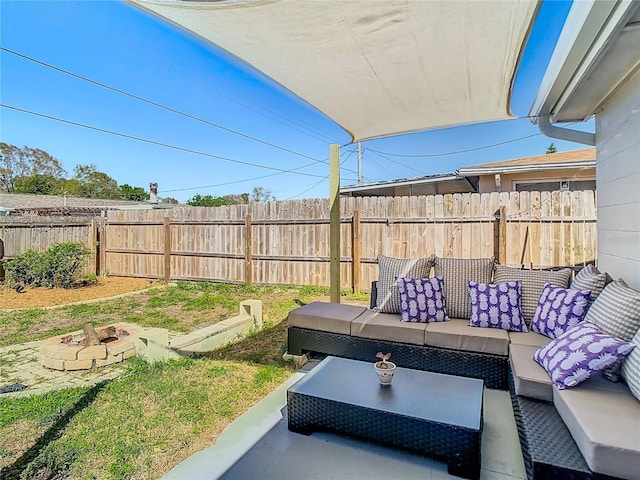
xmin=494 ymin=207 xmax=507 ymax=265
xmin=164 ymin=215 xmax=171 ymax=284
xmin=245 ymin=214 xmax=253 ymax=286
xmin=330 ymin=144 xmax=341 ymax=303
xmin=351 ymin=210 xmax=361 ymax=293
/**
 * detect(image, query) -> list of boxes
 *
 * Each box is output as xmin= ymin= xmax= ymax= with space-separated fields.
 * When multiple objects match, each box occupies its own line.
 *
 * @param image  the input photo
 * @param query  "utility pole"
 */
xmin=357 ymin=142 xmax=363 ymax=184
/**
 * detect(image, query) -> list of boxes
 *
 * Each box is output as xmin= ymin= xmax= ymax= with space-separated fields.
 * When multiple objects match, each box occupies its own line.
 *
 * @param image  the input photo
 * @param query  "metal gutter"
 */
xmin=537 ymin=115 xmax=595 ymax=146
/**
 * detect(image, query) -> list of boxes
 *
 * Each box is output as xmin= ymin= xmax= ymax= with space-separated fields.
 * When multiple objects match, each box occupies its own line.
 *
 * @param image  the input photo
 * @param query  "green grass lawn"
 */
xmin=0 ymin=281 xmax=368 ymax=480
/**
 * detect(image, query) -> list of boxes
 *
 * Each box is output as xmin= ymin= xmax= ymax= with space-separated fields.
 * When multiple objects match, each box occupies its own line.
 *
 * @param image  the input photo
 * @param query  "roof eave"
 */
xmin=530 ymin=0 xmax=640 ymax=124
xmin=459 ymin=160 xmax=596 ymax=176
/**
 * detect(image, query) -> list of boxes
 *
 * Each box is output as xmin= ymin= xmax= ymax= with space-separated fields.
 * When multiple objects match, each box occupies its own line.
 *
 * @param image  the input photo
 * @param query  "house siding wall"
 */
xmin=477 ymin=168 xmax=595 ymax=193
xmin=595 ymin=69 xmax=640 ymax=288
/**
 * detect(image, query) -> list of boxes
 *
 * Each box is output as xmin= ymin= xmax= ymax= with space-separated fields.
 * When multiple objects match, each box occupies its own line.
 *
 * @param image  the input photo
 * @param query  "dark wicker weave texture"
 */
xmin=288 ymin=326 xmax=508 ymax=390
xmin=508 ymin=373 xmax=623 ymax=480
xmin=288 ymin=390 xmax=482 ymax=480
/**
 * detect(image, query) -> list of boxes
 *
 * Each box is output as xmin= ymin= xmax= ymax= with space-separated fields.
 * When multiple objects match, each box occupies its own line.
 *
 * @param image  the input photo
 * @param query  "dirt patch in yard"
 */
xmin=0 ymin=277 xmax=152 ymax=309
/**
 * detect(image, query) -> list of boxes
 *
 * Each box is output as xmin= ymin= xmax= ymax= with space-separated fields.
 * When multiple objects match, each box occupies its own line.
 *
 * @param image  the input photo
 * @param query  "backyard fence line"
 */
xmin=0 ymin=190 xmax=597 ymax=291
xmin=0 ymin=216 xmax=99 ymax=277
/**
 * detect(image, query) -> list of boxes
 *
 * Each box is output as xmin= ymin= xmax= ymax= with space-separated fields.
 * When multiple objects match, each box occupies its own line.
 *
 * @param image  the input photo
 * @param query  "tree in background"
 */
xmin=14 ymin=174 xmax=58 ymax=195
xmin=160 ymin=197 xmax=179 ymax=204
xmin=0 ymin=143 xmax=66 ymax=192
xmin=546 ymin=143 xmax=557 ymax=154
xmin=120 ymin=184 xmax=150 ymax=202
xmin=186 ymin=194 xmax=233 ymax=207
xmin=250 ymin=186 xmax=275 ymax=202
xmin=73 ymin=164 xmax=121 ymax=199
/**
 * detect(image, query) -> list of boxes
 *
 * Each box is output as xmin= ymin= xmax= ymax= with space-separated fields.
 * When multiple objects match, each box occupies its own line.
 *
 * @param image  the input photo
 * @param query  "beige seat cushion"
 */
xmin=509 ymin=344 xmax=553 ymax=402
xmin=287 ymin=302 xmax=366 ymax=335
xmin=508 ymin=331 xmax=551 ymax=348
xmin=425 ymin=318 xmax=509 ymax=356
xmin=351 ymin=309 xmax=427 ymax=345
xmin=553 ymin=375 xmax=640 ymax=479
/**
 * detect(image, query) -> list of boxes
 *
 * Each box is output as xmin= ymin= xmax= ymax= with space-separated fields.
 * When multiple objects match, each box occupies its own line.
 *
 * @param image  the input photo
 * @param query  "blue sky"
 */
xmin=1 ymin=0 xmax=587 ymax=202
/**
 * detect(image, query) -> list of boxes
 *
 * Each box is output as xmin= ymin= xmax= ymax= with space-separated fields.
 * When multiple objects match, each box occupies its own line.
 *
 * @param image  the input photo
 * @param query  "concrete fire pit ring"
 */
xmin=40 ymin=323 xmax=143 ymax=371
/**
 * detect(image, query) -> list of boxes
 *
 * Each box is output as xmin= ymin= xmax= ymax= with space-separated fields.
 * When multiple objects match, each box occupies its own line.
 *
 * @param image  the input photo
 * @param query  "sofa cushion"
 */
xmin=397 ymin=276 xmax=448 ymax=322
xmin=509 ymin=344 xmax=553 ymax=402
xmin=425 ymin=318 xmax=509 ymax=356
xmin=376 ymin=255 xmax=433 ymax=314
xmin=530 ymin=283 xmax=591 ymax=339
xmin=287 ymin=302 xmax=366 ymax=335
xmin=468 ymin=280 xmax=526 ymax=332
xmin=433 ymin=257 xmax=494 ymax=319
xmin=585 ymin=279 xmax=640 ymax=342
xmin=570 ymin=264 xmax=607 ymax=305
xmin=621 ymin=327 xmax=640 ymax=402
xmin=553 ymin=375 xmax=640 ymax=479
xmin=533 ymin=322 xmax=635 ymax=389
xmin=351 ymin=309 xmax=427 ymax=345
xmin=493 ymin=266 xmax=572 ymax=324
xmin=508 ymin=331 xmax=551 ymax=348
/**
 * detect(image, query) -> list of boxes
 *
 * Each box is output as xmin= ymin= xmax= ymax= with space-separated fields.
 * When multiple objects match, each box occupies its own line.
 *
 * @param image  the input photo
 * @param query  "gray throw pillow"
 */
xmin=585 ymin=279 xmax=640 ymax=342
xmin=621 ymin=328 xmax=640 ymax=401
xmin=376 ymin=255 xmax=433 ymax=314
xmin=493 ymin=266 xmax=572 ymax=324
xmin=570 ymin=264 xmax=607 ymax=305
xmin=433 ymin=257 xmax=494 ymax=319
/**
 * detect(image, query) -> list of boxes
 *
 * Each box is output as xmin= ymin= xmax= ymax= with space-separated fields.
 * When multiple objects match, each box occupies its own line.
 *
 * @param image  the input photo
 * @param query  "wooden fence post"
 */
xmin=89 ymin=219 xmax=98 ymax=276
xmin=494 ymin=207 xmax=507 ymax=265
xmin=98 ymin=215 xmax=107 ymax=276
xmin=164 ymin=215 xmax=171 ymax=284
xmin=351 ymin=210 xmax=361 ymax=293
xmin=245 ymin=214 xmax=253 ymax=286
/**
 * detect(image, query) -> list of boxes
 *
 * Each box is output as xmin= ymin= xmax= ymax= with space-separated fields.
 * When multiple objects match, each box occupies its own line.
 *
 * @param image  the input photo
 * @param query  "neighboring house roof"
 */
xmin=458 ymin=148 xmax=596 ymax=175
xmin=130 ymin=1 xmax=538 ymax=142
xmin=0 ymin=193 xmax=150 ymax=210
xmin=341 ymin=174 xmax=476 ymax=197
xmin=341 ymin=148 xmax=595 ymax=196
xmin=0 ymin=193 xmax=162 ymax=216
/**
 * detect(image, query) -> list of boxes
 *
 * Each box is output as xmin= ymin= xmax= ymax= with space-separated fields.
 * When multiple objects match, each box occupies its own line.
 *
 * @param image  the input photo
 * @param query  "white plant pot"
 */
xmin=374 ymin=361 xmax=396 ymax=386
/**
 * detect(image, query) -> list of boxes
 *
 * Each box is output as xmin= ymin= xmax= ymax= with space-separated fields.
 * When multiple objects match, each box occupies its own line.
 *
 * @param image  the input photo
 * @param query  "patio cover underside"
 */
xmin=129 ymin=0 xmax=539 ymax=142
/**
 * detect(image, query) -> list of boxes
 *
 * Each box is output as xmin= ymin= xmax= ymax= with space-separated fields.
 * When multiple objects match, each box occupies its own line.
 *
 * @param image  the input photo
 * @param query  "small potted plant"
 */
xmin=374 ymin=352 xmax=396 ymax=386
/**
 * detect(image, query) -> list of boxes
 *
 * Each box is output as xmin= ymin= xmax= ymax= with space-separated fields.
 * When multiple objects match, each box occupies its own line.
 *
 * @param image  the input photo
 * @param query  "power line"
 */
xmin=27 ymin=0 xmax=338 ymax=144
xmin=285 ymin=176 xmax=329 ymax=200
xmin=364 ymin=148 xmax=429 ymax=175
xmin=1 ymin=46 xmax=328 ymax=165
xmin=1 ymin=104 xmax=326 ymax=179
xmin=365 ymin=132 xmax=542 ymax=157
xmin=162 ymin=157 xmax=330 ymax=193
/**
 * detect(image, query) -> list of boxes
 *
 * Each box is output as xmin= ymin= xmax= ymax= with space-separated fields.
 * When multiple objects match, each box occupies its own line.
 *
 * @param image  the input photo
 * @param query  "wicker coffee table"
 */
xmin=287 ymin=356 xmax=484 ymax=479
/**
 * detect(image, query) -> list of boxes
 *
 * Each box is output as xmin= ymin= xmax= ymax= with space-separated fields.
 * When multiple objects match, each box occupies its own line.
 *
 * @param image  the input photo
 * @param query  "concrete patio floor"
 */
xmin=162 ymin=361 xmax=527 ymax=480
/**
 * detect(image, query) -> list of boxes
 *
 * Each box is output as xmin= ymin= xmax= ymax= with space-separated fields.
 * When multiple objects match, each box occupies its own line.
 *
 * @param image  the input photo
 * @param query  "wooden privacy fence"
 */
xmin=0 ymin=216 xmax=99 ymax=276
xmin=101 ymin=190 xmax=597 ymax=291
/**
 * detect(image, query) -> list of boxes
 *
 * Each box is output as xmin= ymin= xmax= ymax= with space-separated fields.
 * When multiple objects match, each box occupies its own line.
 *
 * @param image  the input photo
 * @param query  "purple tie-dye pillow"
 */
xmin=533 ymin=322 xmax=635 ymax=389
xmin=531 ymin=283 xmax=591 ymax=339
xmin=396 ymin=276 xmax=449 ymax=323
xmin=468 ymin=280 xmax=527 ymax=332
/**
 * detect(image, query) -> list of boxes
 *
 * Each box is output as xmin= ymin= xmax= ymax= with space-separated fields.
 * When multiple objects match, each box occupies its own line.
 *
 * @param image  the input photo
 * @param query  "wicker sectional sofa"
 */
xmin=286 ymin=256 xmax=640 ymax=480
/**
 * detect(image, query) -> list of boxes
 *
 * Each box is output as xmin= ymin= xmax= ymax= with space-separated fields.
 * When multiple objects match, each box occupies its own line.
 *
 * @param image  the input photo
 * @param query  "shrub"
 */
xmin=3 ymin=242 xmax=91 ymax=289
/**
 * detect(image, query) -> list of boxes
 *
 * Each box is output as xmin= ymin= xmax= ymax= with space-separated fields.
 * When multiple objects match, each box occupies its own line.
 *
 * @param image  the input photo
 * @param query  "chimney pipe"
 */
xmin=149 ymin=182 xmax=158 ymax=204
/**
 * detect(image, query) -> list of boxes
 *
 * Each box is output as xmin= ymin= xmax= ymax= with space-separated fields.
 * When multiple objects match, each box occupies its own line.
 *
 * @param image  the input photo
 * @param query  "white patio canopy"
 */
xmin=129 ymin=0 xmax=539 ymax=142
xmin=130 ymin=0 xmax=540 ymax=301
